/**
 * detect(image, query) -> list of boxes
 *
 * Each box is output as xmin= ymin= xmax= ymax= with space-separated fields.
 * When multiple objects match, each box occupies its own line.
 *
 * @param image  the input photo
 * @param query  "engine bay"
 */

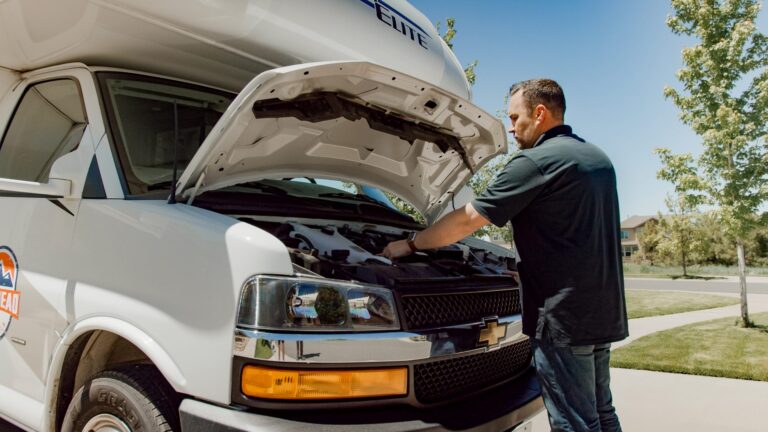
xmin=241 ymin=218 xmax=518 ymax=289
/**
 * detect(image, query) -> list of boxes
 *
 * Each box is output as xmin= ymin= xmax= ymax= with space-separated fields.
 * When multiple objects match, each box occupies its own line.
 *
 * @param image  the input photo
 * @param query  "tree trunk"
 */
xmin=682 ymin=247 xmax=688 ymax=277
xmin=736 ymin=240 xmax=751 ymax=327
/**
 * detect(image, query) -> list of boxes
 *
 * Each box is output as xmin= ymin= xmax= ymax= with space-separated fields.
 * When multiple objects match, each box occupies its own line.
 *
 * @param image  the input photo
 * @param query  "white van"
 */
xmin=0 ymin=1 xmax=542 ymax=431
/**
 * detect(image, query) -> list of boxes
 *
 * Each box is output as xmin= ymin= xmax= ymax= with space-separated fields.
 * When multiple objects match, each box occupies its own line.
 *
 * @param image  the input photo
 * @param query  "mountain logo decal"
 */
xmin=0 ymin=246 xmax=20 ymax=339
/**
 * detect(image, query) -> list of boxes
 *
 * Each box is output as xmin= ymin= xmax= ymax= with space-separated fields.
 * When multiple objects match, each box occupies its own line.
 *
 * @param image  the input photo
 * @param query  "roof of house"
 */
xmin=621 ymin=215 xmax=657 ymax=229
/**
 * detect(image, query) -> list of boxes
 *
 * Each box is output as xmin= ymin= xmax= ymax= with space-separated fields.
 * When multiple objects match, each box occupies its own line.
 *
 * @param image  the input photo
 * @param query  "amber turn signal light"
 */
xmin=241 ymin=365 xmax=408 ymax=400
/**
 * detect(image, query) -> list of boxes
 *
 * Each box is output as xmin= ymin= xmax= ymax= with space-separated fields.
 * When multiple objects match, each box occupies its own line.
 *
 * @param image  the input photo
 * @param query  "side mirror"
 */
xmin=0 ymin=177 xmax=71 ymax=197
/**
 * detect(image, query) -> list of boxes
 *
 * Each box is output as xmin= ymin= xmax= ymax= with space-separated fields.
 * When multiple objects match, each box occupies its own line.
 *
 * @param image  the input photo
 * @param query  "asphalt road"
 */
xmin=625 ymin=277 xmax=768 ymax=294
xmin=2 ymin=277 xmax=766 ymax=431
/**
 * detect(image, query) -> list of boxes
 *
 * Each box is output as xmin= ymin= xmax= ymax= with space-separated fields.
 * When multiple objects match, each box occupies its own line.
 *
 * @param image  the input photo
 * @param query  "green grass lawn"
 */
xmin=611 ymin=312 xmax=768 ymax=381
xmin=624 ymin=263 xmax=768 ymax=278
xmin=625 ymin=290 xmax=738 ymax=319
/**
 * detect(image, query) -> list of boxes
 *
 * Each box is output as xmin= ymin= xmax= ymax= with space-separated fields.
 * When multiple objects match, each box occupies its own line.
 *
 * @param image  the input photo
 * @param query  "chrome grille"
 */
xmin=413 ymin=339 xmax=532 ymax=404
xmin=400 ymin=289 xmax=520 ymax=330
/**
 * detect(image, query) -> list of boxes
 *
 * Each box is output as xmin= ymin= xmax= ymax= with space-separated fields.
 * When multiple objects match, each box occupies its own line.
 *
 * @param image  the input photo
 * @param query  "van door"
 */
xmin=0 ymin=70 xmax=101 ymax=428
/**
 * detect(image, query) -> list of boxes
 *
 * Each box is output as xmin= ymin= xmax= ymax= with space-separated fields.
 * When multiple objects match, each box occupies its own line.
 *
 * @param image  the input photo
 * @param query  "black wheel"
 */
xmin=62 ymin=365 xmax=179 ymax=432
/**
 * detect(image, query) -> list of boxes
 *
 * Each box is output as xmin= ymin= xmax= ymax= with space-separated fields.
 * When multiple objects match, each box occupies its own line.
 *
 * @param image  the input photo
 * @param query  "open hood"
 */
xmin=177 ymin=61 xmax=507 ymax=221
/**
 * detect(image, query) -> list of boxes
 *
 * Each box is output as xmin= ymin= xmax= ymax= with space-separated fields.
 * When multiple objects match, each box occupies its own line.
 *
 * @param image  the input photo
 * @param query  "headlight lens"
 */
xmin=237 ymin=276 xmax=399 ymax=332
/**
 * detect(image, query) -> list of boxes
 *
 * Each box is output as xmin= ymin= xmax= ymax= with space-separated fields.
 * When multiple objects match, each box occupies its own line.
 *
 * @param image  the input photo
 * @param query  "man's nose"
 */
xmin=508 ymin=125 xmax=515 ymax=135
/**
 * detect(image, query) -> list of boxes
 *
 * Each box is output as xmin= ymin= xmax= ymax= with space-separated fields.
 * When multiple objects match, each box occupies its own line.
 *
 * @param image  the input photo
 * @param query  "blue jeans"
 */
xmin=531 ymin=338 xmax=622 ymax=432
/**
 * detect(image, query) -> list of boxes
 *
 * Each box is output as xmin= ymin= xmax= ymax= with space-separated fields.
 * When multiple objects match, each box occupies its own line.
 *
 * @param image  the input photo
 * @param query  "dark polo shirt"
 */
xmin=472 ymin=125 xmax=628 ymax=346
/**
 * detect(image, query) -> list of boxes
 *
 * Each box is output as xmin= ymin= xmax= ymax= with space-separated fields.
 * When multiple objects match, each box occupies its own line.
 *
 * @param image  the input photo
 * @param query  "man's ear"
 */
xmin=534 ymin=104 xmax=547 ymax=122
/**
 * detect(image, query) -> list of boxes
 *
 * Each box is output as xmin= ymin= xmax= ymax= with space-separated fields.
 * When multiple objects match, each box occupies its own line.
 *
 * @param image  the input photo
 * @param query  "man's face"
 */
xmin=507 ymin=92 xmax=539 ymax=149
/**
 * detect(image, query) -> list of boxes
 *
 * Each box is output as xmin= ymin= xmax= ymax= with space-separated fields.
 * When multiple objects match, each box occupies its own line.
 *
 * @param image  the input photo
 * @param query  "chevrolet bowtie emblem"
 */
xmin=478 ymin=319 xmax=507 ymax=348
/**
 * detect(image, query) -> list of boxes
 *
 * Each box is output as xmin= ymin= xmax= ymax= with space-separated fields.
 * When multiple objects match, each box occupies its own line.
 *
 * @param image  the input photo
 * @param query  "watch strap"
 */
xmin=406 ymin=232 xmax=418 ymax=252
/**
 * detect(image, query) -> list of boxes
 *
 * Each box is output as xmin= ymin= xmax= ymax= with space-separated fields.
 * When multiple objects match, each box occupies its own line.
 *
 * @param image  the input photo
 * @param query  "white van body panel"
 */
xmin=68 ymin=200 xmax=293 ymax=401
xmin=0 ymin=196 xmax=77 ymax=430
xmin=0 ymin=0 xmax=469 ymax=97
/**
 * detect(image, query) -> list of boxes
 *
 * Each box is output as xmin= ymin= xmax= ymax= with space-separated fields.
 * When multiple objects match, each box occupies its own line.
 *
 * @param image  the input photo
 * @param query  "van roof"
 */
xmin=0 ymin=0 xmax=470 ymax=97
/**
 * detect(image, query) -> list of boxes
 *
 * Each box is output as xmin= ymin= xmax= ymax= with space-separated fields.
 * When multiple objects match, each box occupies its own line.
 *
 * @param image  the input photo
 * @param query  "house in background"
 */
xmin=620 ymin=215 xmax=657 ymax=261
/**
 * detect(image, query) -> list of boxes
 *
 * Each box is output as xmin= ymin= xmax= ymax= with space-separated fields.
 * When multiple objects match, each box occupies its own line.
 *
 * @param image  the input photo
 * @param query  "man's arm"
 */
xmin=381 ymin=202 xmax=491 ymax=259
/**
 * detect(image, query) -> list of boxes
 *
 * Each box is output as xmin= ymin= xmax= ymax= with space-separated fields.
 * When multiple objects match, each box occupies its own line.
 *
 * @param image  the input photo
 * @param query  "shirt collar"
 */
xmin=532 ymin=124 xmax=573 ymax=148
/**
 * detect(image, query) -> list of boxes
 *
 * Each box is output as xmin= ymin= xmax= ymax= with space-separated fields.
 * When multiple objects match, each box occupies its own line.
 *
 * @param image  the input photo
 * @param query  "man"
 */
xmin=382 ymin=79 xmax=627 ymax=432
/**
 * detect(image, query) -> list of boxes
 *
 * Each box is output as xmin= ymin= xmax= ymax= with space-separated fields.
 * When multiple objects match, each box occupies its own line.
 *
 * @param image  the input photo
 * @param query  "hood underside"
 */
xmin=177 ymin=61 xmax=507 ymax=220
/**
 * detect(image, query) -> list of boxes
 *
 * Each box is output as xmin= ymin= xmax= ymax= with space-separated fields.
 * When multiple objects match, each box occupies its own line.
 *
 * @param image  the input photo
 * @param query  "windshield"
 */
xmin=98 ymin=72 xmax=234 ymax=194
xmin=196 ymin=177 xmax=423 ymax=228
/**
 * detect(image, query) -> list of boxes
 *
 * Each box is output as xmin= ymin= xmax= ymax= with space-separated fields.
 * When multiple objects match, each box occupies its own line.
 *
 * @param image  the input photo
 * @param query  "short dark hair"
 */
xmin=509 ymin=79 xmax=566 ymax=119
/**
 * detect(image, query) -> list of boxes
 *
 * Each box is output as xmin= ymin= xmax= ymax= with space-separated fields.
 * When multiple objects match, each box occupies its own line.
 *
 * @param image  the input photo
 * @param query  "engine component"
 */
xmin=244 ymin=219 xmax=517 ymax=288
xmin=288 ymin=223 xmax=391 ymax=265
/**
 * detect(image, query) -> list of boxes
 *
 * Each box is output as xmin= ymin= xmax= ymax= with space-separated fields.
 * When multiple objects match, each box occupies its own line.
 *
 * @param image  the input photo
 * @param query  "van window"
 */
xmin=98 ymin=73 xmax=234 ymax=194
xmin=0 ymin=79 xmax=87 ymax=182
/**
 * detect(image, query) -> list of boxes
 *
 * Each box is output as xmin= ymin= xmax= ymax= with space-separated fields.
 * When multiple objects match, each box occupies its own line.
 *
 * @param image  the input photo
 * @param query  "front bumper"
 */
xmin=180 ymin=367 xmax=543 ymax=432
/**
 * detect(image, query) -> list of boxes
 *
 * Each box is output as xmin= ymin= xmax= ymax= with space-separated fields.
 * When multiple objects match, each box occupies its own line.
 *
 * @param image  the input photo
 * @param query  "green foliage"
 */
xmin=661 ymin=0 xmax=768 ymax=240
xmin=382 ymin=191 xmax=425 ymax=224
xmin=637 ymin=211 xmax=768 ymax=267
xmin=662 ymin=194 xmax=702 ymax=275
xmin=697 ymin=212 xmax=768 ymax=266
xmin=437 ymin=17 xmax=457 ymax=49
xmin=464 ymin=60 xmax=479 ymax=87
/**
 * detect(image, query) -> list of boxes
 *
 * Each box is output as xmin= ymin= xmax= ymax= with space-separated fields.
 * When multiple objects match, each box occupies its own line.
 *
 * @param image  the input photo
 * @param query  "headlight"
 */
xmin=237 ymin=276 xmax=400 ymax=332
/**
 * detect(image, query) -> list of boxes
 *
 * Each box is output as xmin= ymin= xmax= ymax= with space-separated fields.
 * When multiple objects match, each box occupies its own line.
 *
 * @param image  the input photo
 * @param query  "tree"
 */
xmin=641 ymin=210 xmax=768 ymax=267
xmin=655 ymin=150 xmax=706 ymax=275
xmin=382 ymin=191 xmax=425 ymax=224
xmin=656 ymin=194 xmax=703 ymax=276
xmin=696 ymin=211 xmax=738 ymax=265
xmin=661 ymin=0 xmax=768 ymax=326
xmin=695 ymin=211 xmax=768 ymax=266
xmin=637 ymin=218 xmax=662 ymax=264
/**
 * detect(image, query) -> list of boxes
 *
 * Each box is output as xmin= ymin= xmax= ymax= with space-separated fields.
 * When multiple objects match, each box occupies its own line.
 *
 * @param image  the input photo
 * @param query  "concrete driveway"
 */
xmin=532 ymin=368 xmax=768 ymax=432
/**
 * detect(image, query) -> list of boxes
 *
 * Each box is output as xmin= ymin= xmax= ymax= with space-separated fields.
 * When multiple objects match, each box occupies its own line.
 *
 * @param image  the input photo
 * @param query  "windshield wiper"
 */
xmin=318 ymin=192 xmax=389 ymax=205
xmin=238 ymin=181 xmax=288 ymax=195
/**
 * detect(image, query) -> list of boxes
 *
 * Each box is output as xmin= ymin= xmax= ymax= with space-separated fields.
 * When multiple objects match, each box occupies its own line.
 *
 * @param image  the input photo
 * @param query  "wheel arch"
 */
xmin=44 ymin=317 xmax=187 ymax=431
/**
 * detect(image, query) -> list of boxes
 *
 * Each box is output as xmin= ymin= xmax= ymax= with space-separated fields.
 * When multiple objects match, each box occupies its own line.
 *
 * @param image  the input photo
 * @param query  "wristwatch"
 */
xmin=406 ymin=232 xmax=419 ymax=252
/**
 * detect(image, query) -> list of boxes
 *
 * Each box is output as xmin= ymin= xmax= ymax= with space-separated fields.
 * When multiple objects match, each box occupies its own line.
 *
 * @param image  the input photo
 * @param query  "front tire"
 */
xmin=62 ymin=365 xmax=179 ymax=432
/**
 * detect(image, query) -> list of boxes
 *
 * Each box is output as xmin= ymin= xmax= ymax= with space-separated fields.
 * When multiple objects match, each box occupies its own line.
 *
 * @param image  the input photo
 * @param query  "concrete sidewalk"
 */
xmin=530 ymin=292 xmax=768 ymax=431
xmin=531 ymin=369 xmax=768 ymax=432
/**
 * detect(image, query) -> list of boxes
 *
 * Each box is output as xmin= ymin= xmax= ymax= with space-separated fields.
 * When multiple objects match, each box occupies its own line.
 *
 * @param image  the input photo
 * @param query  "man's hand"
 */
xmin=381 ymin=239 xmax=413 ymax=260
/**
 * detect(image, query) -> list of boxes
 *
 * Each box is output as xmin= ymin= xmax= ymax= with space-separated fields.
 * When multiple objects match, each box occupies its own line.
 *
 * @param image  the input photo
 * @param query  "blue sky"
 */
xmin=412 ymin=0 xmax=767 ymax=219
